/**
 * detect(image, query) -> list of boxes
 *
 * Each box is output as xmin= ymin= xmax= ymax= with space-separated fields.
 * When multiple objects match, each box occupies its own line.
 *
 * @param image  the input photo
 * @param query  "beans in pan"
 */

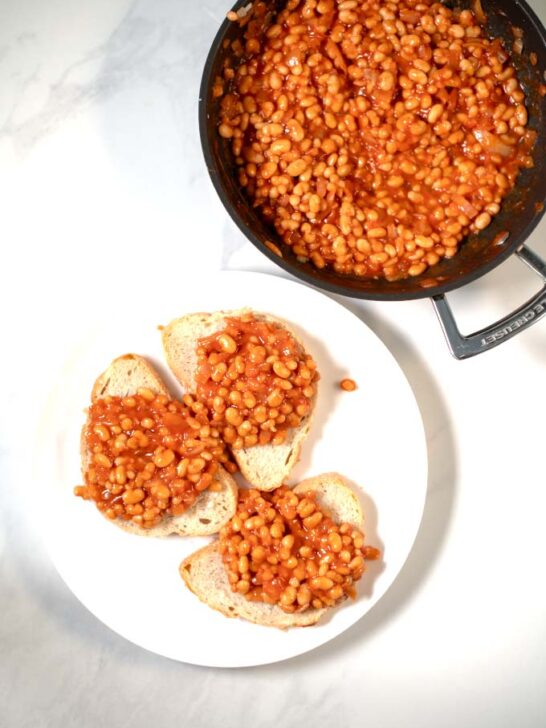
xmin=216 ymin=0 xmax=536 ymax=280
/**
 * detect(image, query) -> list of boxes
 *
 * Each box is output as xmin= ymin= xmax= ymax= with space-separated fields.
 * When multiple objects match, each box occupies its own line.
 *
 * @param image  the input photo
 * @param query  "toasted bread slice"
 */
xmin=179 ymin=473 xmax=364 ymax=628
xmin=81 ymin=354 xmax=237 ymax=537
xmin=161 ymin=309 xmax=317 ymax=491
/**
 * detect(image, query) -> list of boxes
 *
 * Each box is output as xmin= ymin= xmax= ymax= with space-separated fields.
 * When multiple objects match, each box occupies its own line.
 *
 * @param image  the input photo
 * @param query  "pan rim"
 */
xmin=198 ymin=0 xmax=546 ymax=302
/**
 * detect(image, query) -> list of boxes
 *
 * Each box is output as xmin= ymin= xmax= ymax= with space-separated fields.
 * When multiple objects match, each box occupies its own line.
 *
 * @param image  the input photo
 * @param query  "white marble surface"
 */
xmin=1 ymin=1 xmax=546 ymax=726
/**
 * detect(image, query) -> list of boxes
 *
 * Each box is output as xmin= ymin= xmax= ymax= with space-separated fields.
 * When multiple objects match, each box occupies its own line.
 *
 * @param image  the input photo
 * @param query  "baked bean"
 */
xmin=409 ymin=262 xmax=427 ymax=276
xmin=281 ymin=534 xmax=295 ymax=550
xmin=328 ymin=532 xmax=343 ymax=552
xmin=252 ymin=545 xmax=266 ymax=563
xmin=122 ymin=488 xmax=145 ymax=505
xmin=310 ymin=576 xmax=334 ymax=590
xmin=270 ymin=521 xmax=284 ymax=539
xmin=408 ymin=68 xmax=428 ymax=85
xmin=187 ymin=457 xmax=206 ymax=474
xmin=211 ymin=362 xmax=227 ymax=382
xmin=297 ymin=584 xmax=312 ymax=606
xmin=271 ymin=138 xmax=292 ymax=155
xmin=267 ymin=389 xmax=284 ymax=407
xmin=353 ymin=533 xmax=365 ymax=550
xmin=287 ymin=159 xmax=308 ymax=176
xmin=115 ymin=465 xmax=127 ymax=485
xmin=349 ymin=555 xmax=364 ymax=571
xmin=279 ymin=585 xmax=297 ymax=606
xmin=272 ymin=361 xmax=291 ymax=379
xmin=415 ymin=235 xmax=434 ymax=249
xmin=151 ymin=483 xmax=171 ymax=501
xmin=474 ymin=212 xmax=492 ymax=230
xmin=217 ymin=333 xmax=237 ymax=353
xmin=219 ymin=0 xmax=534 ymax=281
xmin=153 ymin=448 xmax=175 ymax=468
xmin=94 ymin=453 xmax=112 ymax=469
xmin=93 ymin=424 xmax=110 ymax=442
xmin=238 ymin=555 xmax=250 ymax=574
xmin=297 ymin=498 xmax=316 ymax=518
xmin=236 ymin=580 xmax=250 ymax=595
xmin=137 ymin=388 xmax=155 ymax=402
xmin=225 ymin=407 xmax=243 ymax=427
xmin=287 ymin=119 xmax=305 ymax=142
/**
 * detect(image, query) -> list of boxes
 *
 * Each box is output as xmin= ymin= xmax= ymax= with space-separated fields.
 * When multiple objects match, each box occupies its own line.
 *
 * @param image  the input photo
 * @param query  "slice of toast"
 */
xmin=161 ymin=309 xmax=317 ymax=491
xmin=81 ymin=354 xmax=237 ymax=537
xmin=179 ymin=473 xmax=364 ymax=628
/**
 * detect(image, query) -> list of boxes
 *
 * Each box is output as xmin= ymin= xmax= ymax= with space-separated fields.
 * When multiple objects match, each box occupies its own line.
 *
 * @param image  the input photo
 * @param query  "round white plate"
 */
xmin=35 ymin=271 xmax=427 ymax=667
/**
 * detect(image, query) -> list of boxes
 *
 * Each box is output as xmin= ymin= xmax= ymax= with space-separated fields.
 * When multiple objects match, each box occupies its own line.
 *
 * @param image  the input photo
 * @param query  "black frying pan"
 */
xmin=200 ymin=0 xmax=546 ymax=358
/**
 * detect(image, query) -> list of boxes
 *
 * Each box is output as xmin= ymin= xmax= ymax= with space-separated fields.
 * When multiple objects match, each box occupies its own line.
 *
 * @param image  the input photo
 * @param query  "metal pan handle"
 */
xmin=431 ymin=245 xmax=546 ymax=359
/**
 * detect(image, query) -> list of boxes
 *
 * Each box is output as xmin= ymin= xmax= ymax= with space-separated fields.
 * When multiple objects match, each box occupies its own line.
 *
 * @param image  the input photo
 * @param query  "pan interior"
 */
xmin=201 ymin=0 xmax=546 ymax=300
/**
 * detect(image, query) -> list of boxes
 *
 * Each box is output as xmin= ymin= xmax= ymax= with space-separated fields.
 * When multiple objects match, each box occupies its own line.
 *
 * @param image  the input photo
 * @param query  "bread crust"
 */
xmin=180 ymin=473 xmax=366 ymax=628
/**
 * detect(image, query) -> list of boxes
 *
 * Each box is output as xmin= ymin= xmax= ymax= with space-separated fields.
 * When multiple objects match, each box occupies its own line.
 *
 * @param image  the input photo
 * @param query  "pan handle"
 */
xmin=431 ymin=245 xmax=546 ymax=359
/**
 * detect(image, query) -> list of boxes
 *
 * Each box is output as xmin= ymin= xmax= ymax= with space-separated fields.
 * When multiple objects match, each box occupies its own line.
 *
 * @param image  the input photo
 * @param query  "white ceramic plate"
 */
xmin=35 ymin=271 xmax=427 ymax=667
